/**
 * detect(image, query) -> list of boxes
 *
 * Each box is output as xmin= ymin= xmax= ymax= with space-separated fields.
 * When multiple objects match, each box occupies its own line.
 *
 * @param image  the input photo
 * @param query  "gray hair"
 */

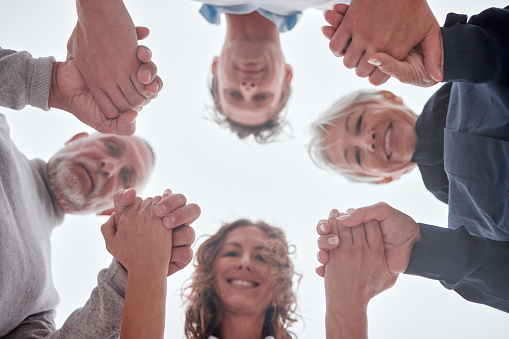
xmin=308 ymin=90 xmax=386 ymax=183
xmin=209 ymin=73 xmax=292 ymax=144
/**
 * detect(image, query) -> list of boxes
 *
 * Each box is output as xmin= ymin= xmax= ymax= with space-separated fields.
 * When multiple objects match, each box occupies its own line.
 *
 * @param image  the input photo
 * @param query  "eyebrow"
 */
xmin=344 ymin=149 xmax=349 ymax=164
xmin=345 ymin=112 xmax=354 ymax=131
xmin=222 ymin=242 xmax=265 ymax=250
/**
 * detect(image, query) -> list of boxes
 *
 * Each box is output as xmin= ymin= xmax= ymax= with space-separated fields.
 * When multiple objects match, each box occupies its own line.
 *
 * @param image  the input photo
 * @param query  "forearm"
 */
xmin=325 ymin=300 xmax=368 ymax=339
xmin=0 ymin=48 xmax=54 ymax=110
xmin=442 ymin=7 xmax=509 ymax=83
xmin=121 ymin=268 xmax=168 ymax=339
xmin=76 ymin=0 xmax=127 ymax=21
xmin=405 ymin=224 xmax=509 ymax=312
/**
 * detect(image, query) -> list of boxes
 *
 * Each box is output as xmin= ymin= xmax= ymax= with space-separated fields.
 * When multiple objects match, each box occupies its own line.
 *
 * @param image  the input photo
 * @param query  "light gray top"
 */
xmin=0 ymin=51 xmax=128 ymax=337
xmin=0 ymin=47 xmax=54 ymax=111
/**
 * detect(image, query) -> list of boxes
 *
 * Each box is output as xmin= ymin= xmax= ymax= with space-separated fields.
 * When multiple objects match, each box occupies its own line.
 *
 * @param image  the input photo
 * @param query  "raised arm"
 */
xmin=102 ymin=196 xmax=172 ymax=339
xmin=4 ymin=190 xmax=199 ymax=339
xmin=317 ymin=203 xmax=509 ymax=312
xmin=356 ymin=7 xmax=509 ymax=87
xmin=0 ymin=30 xmax=162 ymax=135
xmin=322 ymin=0 xmax=442 ymax=86
xmin=68 ymin=0 xmax=159 ymax=117
xmin=322 ymin=209 xmax=397 ymax=339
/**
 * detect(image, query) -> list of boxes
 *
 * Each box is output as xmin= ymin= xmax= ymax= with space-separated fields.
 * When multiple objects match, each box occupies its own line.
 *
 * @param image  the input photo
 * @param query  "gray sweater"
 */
xmin=0 ymin=48 xmax=127 ymax=338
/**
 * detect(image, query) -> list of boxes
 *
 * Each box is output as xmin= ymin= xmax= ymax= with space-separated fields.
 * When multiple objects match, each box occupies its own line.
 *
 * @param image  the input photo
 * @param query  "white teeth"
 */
xmin=230 ymin=280 xmax=255 ymax=287
xmin=385 ymin=125 xmax=393 ymax=159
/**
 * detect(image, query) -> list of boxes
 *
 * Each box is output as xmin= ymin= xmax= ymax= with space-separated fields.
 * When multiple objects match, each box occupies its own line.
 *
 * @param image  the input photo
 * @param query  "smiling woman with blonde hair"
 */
xmin=184 ymin=219 xmax=298 ymax=339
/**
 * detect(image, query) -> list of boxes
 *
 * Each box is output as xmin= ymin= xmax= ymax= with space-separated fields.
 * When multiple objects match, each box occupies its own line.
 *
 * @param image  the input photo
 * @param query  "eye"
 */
xmin=356 ymin=115 xmax=363 ymax=134
xmin=105 ymin=141 xmax=119 ymax=156
xmin=228 ymin=91 xmax=242 ymax=99
xmin=254 ymin=94 xmax=268 ymax=101
xmin=255 ymin=254 xmax=266 ymax=262
xmin=224 ymin=251 xmax=239 ymax=257
xmin=119 ymin=167 xmax=131 ymax=188
xmin=355 ymin=148 xmax=361 ymax=166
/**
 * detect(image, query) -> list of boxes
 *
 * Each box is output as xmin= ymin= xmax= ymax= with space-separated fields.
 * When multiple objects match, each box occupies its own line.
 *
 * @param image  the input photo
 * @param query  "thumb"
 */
xmin=421 ymin=27 xmax=444 ymax=82
xmin=101 ymin=213 xmax=117 ymax=245
xmin=96 ymin=111 xmax=138 ymax=136
xmin=368 ymin=52 xmax=407 ymax=80
xmin=336 ymin=202 xmax=392 ymax=227
xmin=113 ymin=188 xmax=137 ymax=224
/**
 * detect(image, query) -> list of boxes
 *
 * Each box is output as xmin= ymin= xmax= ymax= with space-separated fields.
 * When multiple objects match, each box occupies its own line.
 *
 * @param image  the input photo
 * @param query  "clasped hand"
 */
xmin=322 ymin=1 xmax=443 ymax=86
xmin=101 ymin=188 xmax=201 ymax=276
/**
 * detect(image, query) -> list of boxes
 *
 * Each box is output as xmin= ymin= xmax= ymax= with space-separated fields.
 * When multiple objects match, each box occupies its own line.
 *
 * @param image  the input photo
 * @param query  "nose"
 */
xmin=361 ymin=131 xmax=376 ymax=153
xmin=241 ymin=80 xmax=256 ymax=91
xmin=100 ymin=159 xmax=119 ymax=178
xmin=236 ymin=253 xmax=252 ymax=271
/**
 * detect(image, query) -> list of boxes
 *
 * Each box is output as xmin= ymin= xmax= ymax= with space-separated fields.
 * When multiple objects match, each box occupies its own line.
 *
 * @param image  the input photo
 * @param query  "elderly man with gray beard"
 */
xmin=0 ymin=47 xmax=200 ymax=337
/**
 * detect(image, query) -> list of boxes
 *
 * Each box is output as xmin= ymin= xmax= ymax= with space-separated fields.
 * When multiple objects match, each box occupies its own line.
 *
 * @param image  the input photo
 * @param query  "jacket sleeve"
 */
xmin=405 ymin=223 xmax=509 ymax=313
xmin=441 ymin=6 xmax=509 ymax=83
xmin=0 ymin=48 xmax=54 ymax=111
xmin=3 ymin=259 xmax=127 ymax=339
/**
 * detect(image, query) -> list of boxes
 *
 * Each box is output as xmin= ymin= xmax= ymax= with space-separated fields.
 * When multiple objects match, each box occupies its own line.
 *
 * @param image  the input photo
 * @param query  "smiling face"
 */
xmin=322 ymin=92 xmax=418 ymax=183
xmin=211 ymin=41 xmax=293 ymax=126
xmin=212 ymin=226 xmax=276 ymax=317
xmin=47 ymin=133 xmax=153 ymax=214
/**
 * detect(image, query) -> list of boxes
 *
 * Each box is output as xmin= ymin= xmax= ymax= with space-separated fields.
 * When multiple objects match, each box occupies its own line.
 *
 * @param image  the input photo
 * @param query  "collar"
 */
xmin=411 ymin=83 xmax=452 ymax=166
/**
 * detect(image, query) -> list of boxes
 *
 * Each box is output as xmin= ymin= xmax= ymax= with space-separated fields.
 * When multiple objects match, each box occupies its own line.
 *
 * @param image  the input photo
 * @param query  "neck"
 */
xmin=44 ymin=161 xmax=65 ymax=216
xmin=224 ymin=12 xmax=280 ymax=46
xmin=218 ymin=311 xmax=267 ymax=339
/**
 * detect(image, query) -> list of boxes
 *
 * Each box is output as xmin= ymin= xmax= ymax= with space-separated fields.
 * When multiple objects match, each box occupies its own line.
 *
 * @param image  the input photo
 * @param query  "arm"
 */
xmin=323 ymin=210 xmax=397 ymax=339
xmin=68 ymin=0 xmax=156 ymax=117
xmin=0 ymin=41 xmax=162 ymax=135
xmin=405 ymin=224 xmax=509 ymax=313
xmin=317 ymin=203 xmax=509 ymax=312
xmin=361 ymin=7 xmax=509 ymax=87
xmin=102 ymin=196 xmax=171 ymax=339
xmin=102 ymin=189 xmax=200 ymax=338
xmin=322 ymin=1 xmax=442 ymax=85
xmin=0 ymin=48 xmax=54 ymax=110
xmin=3 ymin=259 xmax=129 ymax=339
xmin=441 ymin=7 xmax=509 ymax=83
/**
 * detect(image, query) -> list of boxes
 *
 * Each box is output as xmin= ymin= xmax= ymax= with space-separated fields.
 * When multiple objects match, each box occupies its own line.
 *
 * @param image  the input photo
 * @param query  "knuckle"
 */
xmin=130 ymin=96 xmax=146 ymax=108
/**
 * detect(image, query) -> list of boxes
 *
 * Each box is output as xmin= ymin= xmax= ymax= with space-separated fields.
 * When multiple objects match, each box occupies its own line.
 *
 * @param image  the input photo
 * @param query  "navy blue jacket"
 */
xmin=405 ymin=7 xmax=509 ymax=312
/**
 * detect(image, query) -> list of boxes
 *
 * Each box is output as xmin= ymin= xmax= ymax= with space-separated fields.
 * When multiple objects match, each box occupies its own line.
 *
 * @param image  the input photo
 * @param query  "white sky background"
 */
xmin=1 ymin=0 xmax=509 ymax=337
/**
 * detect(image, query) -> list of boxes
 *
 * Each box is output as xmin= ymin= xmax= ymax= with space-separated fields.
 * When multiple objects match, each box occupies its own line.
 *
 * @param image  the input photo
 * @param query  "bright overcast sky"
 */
xmin=1 ymin=0 xmax=508 ymax=338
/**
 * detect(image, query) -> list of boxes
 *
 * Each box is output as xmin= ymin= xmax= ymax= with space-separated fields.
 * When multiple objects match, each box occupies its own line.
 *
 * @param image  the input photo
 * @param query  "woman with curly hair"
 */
xmin=184 ymin=219 xmax=298 ymax=339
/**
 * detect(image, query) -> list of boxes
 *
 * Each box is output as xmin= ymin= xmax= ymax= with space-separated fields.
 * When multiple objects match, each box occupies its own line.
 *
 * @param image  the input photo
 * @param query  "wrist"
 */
xmin=48 ymin=61 xmax=63 ymax=110
xmin=325 ymin=303 xmax=368 ymax=339
xmin=128 ymin=263 xmax=168 ymax=279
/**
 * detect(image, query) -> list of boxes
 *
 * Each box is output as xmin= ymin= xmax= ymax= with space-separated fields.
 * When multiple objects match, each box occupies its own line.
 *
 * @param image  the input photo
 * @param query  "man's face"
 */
xmin=322 ymin=95 xmax=418 ymax=182
xmin=47 ymin=133 xmax=153 ymax=214
xmin=212 ymin=40 xmax=292 ymax=126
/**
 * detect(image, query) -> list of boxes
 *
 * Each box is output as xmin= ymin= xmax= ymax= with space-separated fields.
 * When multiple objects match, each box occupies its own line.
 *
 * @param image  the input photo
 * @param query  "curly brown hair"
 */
xmin=184 ymin=219 xmax=298 ymax=339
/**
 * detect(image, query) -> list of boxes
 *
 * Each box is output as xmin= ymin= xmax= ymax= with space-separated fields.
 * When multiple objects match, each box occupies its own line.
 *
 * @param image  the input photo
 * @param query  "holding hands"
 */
xmin=317 ymin=202 xmax=421 ymax=277
xmin=50 ymin=0 xmax=164 ymax=135
xmin=317 ymin=208 xmax=397 ymax=338
xmin=101 ymin=188 xmax=201 ymax=276
xmin=322 ymin=1 xmax=443 ymax=86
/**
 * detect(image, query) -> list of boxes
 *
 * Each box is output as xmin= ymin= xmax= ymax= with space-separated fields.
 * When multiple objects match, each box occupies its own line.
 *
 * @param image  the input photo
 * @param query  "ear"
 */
xmin=97 ymin=207 xmax=115 ymax=216
xmin=65 ymin=132 xmax=89 ymax=146
xmin=211 ymin=56 xmax=219 ymax=76
xmin=374 ymin=177 xmax=396 ymax=184
xmin=378 ymin=90 xmax=403 ymax=105
xmin=284 ymin=63 xmax=293 ymax=84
